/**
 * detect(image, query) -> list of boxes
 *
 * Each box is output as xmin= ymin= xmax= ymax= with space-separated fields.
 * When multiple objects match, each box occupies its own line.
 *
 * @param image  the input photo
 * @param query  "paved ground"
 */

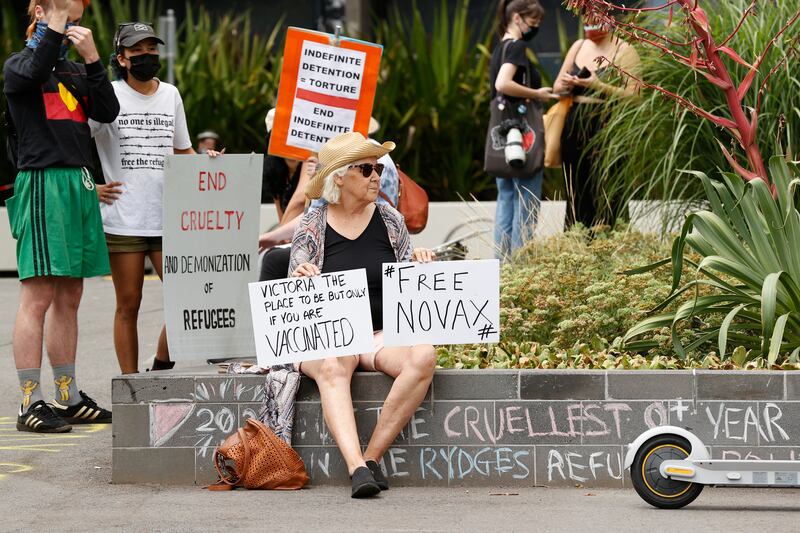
xmin=1 ymin=277 xmax=800 ymax=532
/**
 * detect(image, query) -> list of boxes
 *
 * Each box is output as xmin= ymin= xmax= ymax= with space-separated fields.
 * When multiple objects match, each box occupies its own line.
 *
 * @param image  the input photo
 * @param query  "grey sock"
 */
xmin=52 ymin=364 xmax=81 ymax=406
xmin=17 ymin=368 xmax=44 ymax=411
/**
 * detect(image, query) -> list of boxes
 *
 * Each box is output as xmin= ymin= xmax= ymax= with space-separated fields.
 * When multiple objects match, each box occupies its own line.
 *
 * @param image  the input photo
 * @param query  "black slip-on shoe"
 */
xmin=365 ymin=460 xmax=389 ymax=491
xmin=350 ymin=466 xmax=381 ymax=499
xmin=50 ymin=391 xmax=112 ymax=424
xmin=16 ymin=400 xmax=72 ymax=433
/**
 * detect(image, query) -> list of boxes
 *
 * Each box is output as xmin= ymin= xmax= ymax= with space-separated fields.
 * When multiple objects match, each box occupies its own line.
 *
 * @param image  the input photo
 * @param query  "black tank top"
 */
xmin=569 ymin=40 xmax=608 ymax=97
xmin=322 ymin=208 xmax=397 ymax=330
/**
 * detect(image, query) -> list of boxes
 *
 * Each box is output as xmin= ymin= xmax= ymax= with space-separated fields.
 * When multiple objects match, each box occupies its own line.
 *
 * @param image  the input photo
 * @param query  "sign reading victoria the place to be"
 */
xmin=249 ymin=269 xmax=374 ymax=367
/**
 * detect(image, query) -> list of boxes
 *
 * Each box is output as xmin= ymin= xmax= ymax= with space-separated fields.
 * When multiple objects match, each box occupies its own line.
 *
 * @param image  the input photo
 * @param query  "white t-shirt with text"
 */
xmin=90 ymin=79 xmax=192 ymax=236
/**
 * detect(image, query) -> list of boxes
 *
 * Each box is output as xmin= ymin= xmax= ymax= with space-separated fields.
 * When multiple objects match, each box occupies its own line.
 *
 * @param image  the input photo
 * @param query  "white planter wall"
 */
xmin=0 ymin=200 xmax=698 ymax=272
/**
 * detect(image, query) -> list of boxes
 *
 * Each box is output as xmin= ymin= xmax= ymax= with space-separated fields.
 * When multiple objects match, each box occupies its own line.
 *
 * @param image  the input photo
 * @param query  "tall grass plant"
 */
xmin=589 ymin=0 xmax=799 ymax=225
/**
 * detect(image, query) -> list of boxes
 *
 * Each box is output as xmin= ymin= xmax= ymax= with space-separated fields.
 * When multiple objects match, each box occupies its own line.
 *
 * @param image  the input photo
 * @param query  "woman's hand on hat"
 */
xmin=412 ymin=248 xmax=436 ymax=263
xmin=97 ymin=181 xmax=122 ymax=205
xmin=292 ymin=262 xmax=321 ymax=278
xmin=65 ymin=25 xmax=99 ymax=63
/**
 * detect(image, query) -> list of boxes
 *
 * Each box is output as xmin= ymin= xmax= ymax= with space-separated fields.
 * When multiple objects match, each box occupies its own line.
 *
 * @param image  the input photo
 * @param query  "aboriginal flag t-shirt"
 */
xmin=3 ymin=28 xmax=120 ymax=170
xmin=90 ymin=79 xmax=192 ymax=236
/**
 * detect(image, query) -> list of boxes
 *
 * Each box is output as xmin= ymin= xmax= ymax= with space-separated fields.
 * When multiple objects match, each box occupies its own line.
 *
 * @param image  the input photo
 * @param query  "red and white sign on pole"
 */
xmin=269 ymin=27 xmax=383 ymax=160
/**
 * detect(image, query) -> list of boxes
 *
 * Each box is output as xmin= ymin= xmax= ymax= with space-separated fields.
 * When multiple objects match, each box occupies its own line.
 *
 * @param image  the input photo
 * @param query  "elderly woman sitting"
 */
xmin=289 ymin=132 xmax=436 ymax=498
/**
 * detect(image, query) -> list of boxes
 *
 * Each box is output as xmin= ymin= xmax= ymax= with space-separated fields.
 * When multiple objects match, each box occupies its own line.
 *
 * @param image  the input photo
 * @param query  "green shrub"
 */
xmin=434 ymin=225 xmax=761 ymax=370
xmin=372 ymin=0 xmax=495 ymax=201
xmin=625 ymin=157 xmax=800 ymax=366
xmin=500 ymin=226 xmax=675 ymax=349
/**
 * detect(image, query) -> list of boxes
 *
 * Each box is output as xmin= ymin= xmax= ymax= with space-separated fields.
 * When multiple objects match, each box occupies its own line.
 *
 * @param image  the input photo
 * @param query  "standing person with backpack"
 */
xmin=488 ymin=0 xmax=551 ymax=259
xmin=3 ymin=0 xmax=119 ymax=432
xmin=91 ymin=22 xmax=222 ymax=374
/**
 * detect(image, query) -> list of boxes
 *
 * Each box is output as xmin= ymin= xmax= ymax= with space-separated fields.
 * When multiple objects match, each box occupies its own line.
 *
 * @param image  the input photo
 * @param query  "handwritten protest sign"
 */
xmin=382 ymin=260 xmax=501 ymax=346
xmin=269 ymin=27 xmax=382 ymax=160
xmin=162 ymin=154 xmax=263 ymax=359
xmin=249 ymin=269 xmax=374 ymax=367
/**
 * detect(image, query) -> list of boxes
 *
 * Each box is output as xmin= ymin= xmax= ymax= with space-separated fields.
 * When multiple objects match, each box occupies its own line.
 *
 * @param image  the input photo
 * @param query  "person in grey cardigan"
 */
xmin=289 ymin=132 xmax=436 ymax=498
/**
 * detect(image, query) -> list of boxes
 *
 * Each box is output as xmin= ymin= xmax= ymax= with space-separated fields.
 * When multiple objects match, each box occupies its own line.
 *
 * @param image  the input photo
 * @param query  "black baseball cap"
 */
xmin=116 ymin=22 xmax=165 ymax=48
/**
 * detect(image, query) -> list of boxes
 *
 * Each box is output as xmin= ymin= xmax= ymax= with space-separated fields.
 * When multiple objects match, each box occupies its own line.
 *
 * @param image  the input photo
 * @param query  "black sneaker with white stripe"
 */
xmin=50 ymin=391 xmax=112 ymax=424
xmin=17 ymin=400 xmax=72 ymax=433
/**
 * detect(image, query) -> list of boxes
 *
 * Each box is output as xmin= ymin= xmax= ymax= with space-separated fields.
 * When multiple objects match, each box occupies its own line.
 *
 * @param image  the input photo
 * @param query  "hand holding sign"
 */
xmin=292 ymin=262 xmax=321 ymax=277
xmin=411 ymin=248 xmax=436 ymax=263
xmin=382 ymin=259 xmax=500 ymax=347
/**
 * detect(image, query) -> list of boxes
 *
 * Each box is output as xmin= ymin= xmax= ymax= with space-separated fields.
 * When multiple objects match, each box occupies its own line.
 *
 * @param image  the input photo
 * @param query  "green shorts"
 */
xmin=5 ymin=168 xmax=110 ymax=280
xmin=105 ymin=233 xmax=163 ymax=253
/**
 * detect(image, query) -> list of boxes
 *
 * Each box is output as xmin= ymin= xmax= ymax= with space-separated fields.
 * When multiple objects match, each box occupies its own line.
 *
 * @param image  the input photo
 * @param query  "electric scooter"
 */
xmin=626 ymin=426 xmax=800 ymax=508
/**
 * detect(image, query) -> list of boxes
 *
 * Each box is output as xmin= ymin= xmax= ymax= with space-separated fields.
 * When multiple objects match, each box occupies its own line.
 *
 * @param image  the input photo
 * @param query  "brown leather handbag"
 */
xmin=380 ymin=167 xmax=429 ymax=234
xmin=209 ymin=418 xmax=309 ymax=490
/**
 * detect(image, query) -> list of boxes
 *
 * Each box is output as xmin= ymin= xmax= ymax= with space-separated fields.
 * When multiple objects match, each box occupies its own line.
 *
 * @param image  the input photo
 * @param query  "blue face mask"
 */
xmin=26 ymin=21 xmax=77 ymax=60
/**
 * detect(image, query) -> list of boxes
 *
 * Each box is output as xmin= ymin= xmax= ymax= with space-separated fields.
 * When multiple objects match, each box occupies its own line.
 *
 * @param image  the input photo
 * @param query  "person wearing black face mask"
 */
xmin=89 ymin=22 xmax=223 ymax=375
xmin=488 ymin=0 xmax=552 ymax=260
xmin=553 ymin=12 xmax=641 ymax=231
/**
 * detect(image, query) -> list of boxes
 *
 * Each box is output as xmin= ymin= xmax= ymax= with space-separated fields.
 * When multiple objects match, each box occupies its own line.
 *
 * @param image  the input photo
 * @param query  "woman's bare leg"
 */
xmin=148 ymin=250 xmax=169 ymax=363
xmin=363 ymin=345 xmax=436 ymax=462
xmin=300 ymin=355 xmax=363 ymax=474
xmin=109 ymin=252 xmax=146 ymax=374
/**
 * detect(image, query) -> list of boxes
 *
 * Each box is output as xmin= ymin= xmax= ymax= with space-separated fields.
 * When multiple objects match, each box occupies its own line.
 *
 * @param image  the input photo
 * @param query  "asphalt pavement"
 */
xmin=0 ymin=277 xmax=799 ymax=532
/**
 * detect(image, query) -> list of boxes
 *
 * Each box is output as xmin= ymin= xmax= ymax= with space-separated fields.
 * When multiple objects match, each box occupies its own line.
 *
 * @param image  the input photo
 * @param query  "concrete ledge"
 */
xmin=112 ymin=368 xmax=800 ymax=488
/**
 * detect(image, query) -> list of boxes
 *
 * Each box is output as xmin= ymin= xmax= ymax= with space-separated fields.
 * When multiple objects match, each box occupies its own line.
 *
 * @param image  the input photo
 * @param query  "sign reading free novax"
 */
xmin=382 ymin=260 xmax=501 ymax=347
xmin=162 ymin=154 xmax=263 ymax=359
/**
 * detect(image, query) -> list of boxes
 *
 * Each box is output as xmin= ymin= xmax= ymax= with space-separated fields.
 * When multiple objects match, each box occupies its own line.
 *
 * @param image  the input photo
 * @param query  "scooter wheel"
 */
xmin=630 ymin=434 xmax=703 ymax=509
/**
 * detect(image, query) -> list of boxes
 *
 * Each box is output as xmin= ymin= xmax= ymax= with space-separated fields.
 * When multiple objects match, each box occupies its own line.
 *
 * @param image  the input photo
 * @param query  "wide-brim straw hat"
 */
xmin=305 ymin=132 xmax=395 ymax=200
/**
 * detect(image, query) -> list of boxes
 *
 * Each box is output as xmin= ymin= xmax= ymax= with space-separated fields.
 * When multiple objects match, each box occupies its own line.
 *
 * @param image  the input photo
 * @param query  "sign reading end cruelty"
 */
xmin=382 ymin=260 xmax=501 ymax=347
xmin=162 ymin=154 xmax=263 ymax=359
xmin=269 ymin=27 xmax=382 ymax=160
xmin=249 ymin=269 xmax=375 ymax=368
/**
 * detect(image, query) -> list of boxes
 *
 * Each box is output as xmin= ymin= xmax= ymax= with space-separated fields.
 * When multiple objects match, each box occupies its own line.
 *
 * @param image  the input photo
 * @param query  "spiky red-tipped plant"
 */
xmin=567 ymin=0 xmax=799 ymax=186
xmin=598 ymin=2 xmax=800 ymax=363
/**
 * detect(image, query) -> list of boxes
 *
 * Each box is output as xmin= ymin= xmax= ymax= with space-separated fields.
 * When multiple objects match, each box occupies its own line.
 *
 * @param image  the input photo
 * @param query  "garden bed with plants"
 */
xmin=438 ymin=0 xmax=800 ymax=373
xmin=437 ymin=221 xmax=800 ymax=371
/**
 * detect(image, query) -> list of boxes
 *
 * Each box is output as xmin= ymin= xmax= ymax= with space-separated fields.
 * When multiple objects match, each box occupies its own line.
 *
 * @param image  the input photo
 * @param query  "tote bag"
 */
xmin=484 ymin=41 xmax=544 ymax=178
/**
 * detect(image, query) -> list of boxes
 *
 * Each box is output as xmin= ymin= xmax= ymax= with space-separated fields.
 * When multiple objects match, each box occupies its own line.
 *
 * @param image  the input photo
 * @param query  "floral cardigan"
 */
xmin=288 ymin=203 xmax=413 ymax=275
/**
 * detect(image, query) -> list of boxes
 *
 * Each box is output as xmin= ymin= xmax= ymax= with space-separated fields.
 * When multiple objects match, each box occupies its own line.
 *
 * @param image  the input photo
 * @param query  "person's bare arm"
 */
xmin=280 ymin=156 xmax=318 ymax=224
xmin=258 ymin=214 xmax=301 ymax=252
xmin=553 ymin=40 xmax=583 ymax=94
xmin=569 ymin=43 xmax=641 ymax=99
xmin=495 ymin=63 xmax=552 ymax=101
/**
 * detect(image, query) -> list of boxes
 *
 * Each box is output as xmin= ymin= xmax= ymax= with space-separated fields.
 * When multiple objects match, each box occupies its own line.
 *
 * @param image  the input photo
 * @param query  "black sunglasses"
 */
xmin=348 ymin=163 xmax=384 ymax=178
